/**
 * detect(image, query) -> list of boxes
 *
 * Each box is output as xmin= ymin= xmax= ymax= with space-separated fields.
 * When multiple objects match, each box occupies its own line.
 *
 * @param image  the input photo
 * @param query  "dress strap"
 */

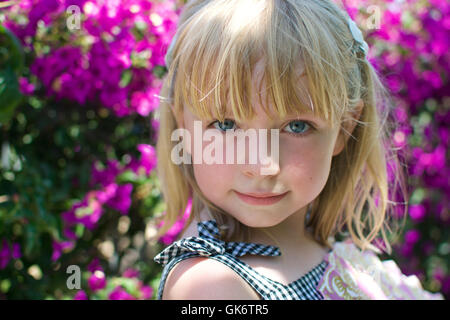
xmin=154 ymin=220 xmax=280 ymax=266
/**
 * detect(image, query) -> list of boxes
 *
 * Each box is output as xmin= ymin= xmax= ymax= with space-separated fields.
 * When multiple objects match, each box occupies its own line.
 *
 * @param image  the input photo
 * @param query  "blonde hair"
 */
xmin=154 ymin=0 xmax=407 ymax=254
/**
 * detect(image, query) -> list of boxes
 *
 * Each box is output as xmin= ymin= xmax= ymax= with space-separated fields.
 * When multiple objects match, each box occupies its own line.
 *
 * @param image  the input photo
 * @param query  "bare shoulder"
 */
xmin=162 ymin=257 xmax=260 ymax=300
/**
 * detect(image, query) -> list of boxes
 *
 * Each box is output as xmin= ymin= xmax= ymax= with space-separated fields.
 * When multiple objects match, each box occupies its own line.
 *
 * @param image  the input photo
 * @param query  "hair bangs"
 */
xmin=169 ymin=0 xmax=346 ymax=127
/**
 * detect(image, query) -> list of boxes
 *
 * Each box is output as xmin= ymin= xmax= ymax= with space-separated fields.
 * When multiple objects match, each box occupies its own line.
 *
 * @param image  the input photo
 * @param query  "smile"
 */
xmin=234 ymin=190 xmax=288 ymax=206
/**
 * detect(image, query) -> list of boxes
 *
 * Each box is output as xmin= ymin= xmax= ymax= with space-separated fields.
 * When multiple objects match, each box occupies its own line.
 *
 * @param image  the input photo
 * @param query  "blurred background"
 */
xmin=0 ymin=0 xmax=448 ymax=300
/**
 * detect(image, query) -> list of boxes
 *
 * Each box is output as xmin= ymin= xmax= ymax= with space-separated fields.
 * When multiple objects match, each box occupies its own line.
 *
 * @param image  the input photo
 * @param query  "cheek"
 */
xmin=191 ymin=129 xmax=238 ymax=199
xmin=280 ymin=135 xmax=336 ymax=195
xmin=193 ymin=162 xmax=234 ymax=201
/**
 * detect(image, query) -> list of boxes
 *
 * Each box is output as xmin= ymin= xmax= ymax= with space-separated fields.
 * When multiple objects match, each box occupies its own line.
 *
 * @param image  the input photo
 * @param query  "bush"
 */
xmin=0 ymin=0 xmax=182 ymax=300
xmin=0 ymin=0 xmax=448 ymax=299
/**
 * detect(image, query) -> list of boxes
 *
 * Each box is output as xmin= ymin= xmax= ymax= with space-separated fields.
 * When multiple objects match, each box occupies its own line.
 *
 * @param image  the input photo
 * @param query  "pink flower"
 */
xmin=125 ymin=144 xmax=157 ymax=176
xmin=18 ymin=77 xmax=35 ymax=95
xmin=63 ymin=227 xmax=78 ymax=241
xmin=87 ymin=257 xmax=103 ymax=273
xmin=108 ymin=286 xmax=136 ymax=300
xmin=88 ymin=271 xmax=107 ymax=291
xmin=78 ymin=197 xmax=104 ymax=230
xmin=137 ymin=144 xmax=157 ymax=174
xmin=91 ymin=160 xmax=122 ymax=188
xmin=404 ymin=229 xmax=421 ymax=246
xmin=409 ymin=204 xmax=426 ymax=221
xmin=106 ymin=183 xmax=133 ymax=215
xmin=0 ymin=238 xmax=12 ymax=269
xmin=422 ymin=71 xmax=442 ymax=89
xmin=51 ymin=240 xmax=75 ymax=262
xmin=138 ymin=283 xmax=153 ymax=300
xmin=61 ymin=197 xmax=103 ymax=231
xmin=159 ymin=198 xmax=192 ymax=245
xmin=96 ymin=183 xmax=119 ymax=204
xmin=12 ymin=243 xmax=21 ymax=259
xmin=0 ymin=239 xmax=22 ymax=269
xmin=74 ymin=290 xmax=88 ymax=300
xmin=131 ymin=88 xmax=160 ymax=117
xmin=123 ymin=268 xmax=140 ymax=278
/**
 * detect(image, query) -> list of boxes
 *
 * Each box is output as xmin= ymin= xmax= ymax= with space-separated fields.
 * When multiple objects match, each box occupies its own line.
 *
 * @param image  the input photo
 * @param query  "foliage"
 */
xmin=343 ymin=0 xmax=449 ymax=297
xmin=0 ymin=0 xmax=448 ymax=299
xmin=0 ymin=0 xmax=181 ymax=300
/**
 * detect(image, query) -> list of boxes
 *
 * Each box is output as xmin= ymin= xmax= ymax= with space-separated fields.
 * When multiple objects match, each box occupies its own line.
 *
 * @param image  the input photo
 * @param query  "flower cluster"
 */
xmin=343 ymin=0 xmax=449 ymax=296
xmin=1 ymin=0 xmax=447 ymax=300
xmin=5 ymin=0 xmax=179 ymax=117
xmin=1 ymin=0 xmax=170 ymax=300
xmin=53 ymin=144 xmax=156 ymax=262
xmin=158 ymin=198 xmax=192 ymax=246
xmin=0 ymin=239 xmax=22 ymax=270
xmin=73 ymin=258 xmax=153 ymax=300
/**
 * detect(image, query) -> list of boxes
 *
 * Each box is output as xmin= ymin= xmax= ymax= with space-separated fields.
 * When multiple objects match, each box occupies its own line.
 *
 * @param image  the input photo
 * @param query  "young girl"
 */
xmin=153 ymin=0 xmax=444 ymax=300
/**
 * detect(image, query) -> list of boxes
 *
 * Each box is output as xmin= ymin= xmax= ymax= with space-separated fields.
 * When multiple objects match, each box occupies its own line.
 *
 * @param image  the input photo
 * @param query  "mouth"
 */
xmin=233 ymin=190 xmax=289 ymax=206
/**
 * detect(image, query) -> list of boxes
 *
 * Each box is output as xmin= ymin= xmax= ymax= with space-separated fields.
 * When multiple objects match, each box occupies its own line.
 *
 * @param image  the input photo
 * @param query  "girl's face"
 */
xmin=178 ymin=62 xmax=345 ymax=229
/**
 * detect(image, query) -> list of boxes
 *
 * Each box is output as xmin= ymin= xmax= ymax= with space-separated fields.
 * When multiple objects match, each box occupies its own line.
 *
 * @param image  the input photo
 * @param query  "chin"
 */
xmin=233 ymin=214 xmax=287 ymax=229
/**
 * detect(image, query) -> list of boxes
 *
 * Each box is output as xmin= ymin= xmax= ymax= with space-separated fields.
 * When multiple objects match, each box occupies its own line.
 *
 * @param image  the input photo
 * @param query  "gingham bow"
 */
xmin=154 ymin=220 xmax=281 ymax=266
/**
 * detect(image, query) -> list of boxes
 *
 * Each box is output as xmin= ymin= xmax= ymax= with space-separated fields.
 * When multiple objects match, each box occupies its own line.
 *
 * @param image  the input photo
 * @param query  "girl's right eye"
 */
xmin=208 ymin=119 xmax=237 ymax=132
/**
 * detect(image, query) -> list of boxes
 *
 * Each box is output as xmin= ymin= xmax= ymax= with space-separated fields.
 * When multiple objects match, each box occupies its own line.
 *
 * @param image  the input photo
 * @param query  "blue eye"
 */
xmin=210 ymin=119 xmax=236 ymax=132
xmin=284 ymin=120 xmax=311 ymax=136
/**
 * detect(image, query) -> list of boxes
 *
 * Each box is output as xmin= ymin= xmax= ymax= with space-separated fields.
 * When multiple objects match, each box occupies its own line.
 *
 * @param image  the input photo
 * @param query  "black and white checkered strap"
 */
xmin=154 ymin=220 xmax=281 ymax=266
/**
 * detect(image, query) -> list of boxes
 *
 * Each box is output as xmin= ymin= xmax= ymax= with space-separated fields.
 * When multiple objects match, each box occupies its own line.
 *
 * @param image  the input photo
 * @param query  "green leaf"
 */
xmin=152 ymin=65 xmax=167 ymax=78
xmin=75 ymin=224 xmax=85 ymax=238
xmin=116 ymin=170 xmax=138 ymax=183
xmin=24 ymin=224 xmax=38 ymax=257
xmin=119 ymin=69 xmax=132 ymax=88
xmin=0 ymin=25 xmax=25 ymax=72
xmin=117 ymin=278 xmax=139 ymax=297
xmin=0 ymin=66 xmax=23 ymax=124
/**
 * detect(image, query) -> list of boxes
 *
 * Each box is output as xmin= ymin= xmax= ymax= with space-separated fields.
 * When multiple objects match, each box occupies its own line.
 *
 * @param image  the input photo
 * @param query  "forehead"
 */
xmin=248 ymin=58 xmax=310 ymax=118
xmin=185 ymin=57 xmax=312 ymax=120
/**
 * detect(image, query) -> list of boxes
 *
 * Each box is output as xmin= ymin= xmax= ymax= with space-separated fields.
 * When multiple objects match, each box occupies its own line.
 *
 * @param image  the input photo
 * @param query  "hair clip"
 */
xmin=164 ymin=33 xmax=179 ymax=67
xmin=347 ymin=17 xmax=369 ymax=58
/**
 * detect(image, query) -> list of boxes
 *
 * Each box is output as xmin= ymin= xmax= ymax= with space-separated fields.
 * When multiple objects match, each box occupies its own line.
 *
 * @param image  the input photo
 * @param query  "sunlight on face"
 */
xmin=180 ymin=59 xmax=344 ymax=228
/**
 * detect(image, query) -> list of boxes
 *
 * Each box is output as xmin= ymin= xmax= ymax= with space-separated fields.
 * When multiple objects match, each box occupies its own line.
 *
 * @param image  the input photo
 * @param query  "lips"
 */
xmin=234 ymin=190 xmax=288 ymax=205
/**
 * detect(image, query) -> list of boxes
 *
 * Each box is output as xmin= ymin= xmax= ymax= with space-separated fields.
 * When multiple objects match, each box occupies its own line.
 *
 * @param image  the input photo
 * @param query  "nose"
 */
xmin=240 ymin=129 xmax=280 ymax=177
xmin=242 ymin=155 xmax=280 ymax=177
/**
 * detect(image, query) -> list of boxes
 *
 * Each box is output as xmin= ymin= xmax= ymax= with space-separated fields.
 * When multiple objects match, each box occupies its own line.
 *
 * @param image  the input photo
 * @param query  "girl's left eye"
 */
xmin=208 ymin=119 xmax=237 ymax=132
xmin=283 ymin=120 xmax=312 ymax=136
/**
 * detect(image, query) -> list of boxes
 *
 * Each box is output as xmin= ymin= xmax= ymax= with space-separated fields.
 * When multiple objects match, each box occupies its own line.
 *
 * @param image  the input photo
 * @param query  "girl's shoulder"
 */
xmin=154 ymin=218 xmax=269 ymax=300
xmin=161 ymin=255 xmax=260 ymax=299
xmin=318 ymin=238 xmax=445 ymax=300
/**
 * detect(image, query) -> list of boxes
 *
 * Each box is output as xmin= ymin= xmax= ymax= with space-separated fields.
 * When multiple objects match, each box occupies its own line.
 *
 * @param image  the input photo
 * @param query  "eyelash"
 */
xmin=207 ymin=119 xmax=237 ymax=132
xmin=283 ymin=120 xmax=316 ymax=138
xmin=207 ymin=119 xmax=315 ymax=137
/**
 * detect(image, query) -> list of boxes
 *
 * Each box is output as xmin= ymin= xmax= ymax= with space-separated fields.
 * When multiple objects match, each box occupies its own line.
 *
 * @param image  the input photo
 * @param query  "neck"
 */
xmin=250 ymin=206 xmax=317 ymax=251
xmin=197 ymin=204 xmax=323 ymax=253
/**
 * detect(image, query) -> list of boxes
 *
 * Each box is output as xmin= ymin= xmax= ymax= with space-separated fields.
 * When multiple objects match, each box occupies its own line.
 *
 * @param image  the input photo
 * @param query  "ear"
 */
xmin=333 ymin=99 xmax=364 ymax=156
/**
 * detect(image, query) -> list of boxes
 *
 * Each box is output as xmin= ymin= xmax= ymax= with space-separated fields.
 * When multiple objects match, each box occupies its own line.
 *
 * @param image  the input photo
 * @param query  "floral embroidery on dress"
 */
xmin=317 ymin=239 xmax=444 ymax=300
